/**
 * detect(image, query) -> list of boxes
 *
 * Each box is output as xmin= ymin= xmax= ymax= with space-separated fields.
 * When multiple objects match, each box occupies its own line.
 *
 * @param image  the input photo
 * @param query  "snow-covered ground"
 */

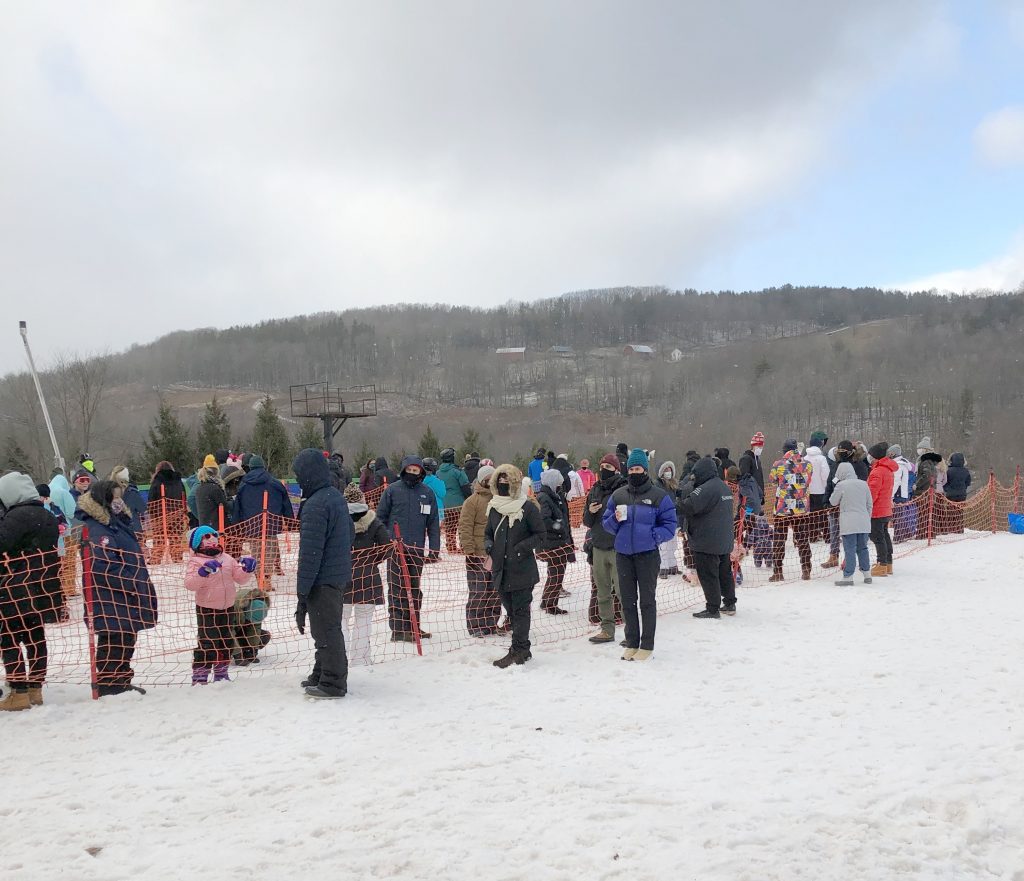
xmin=7 ymin=535 xmax=1024 ymax=880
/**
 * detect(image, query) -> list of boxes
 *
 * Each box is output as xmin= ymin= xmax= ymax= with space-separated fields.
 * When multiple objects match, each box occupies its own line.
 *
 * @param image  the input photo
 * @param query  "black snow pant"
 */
xmin=499 ymin=587 xmax=533 ymax=654
xmin=193 ymin=606 xmax=233 ymax=669
xmin=616 ymin=550 xmax=660 ymax=651
xmin=95 ymin=630 xmax=138 ymax=690
xmin=465 ymin=556 xmax=501 ymax=635
xmin=870 ymin=517 xmax=893 ymax=566
xmin=692 ymin=551 xmax=736 ymax=612
xmin=0 ymin=614 xmax=47 ymax=690
xmin=388 ymin=548 xmax=425 ymax=637
xmin=306 ymin=583 xmax=347 ymax=696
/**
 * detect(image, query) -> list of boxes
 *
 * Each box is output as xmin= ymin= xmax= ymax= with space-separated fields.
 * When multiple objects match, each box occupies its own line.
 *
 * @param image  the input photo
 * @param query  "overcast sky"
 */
xmin=2 ymin=2 xmax=1023 ymax=376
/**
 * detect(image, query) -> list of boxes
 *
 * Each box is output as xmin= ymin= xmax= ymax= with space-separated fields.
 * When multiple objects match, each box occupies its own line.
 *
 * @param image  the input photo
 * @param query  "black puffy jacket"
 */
xmin=537 ymin=486 xmax=572 ymax=550
xmin=485 ymin=502 xmax=545 ymax=592
xmin=944 ymin=453 xmax=971 ymax=502
xmin=679 ymin=458 xmax=736 ymax=555
xmin=293 ymin=449 xmax=354 ymax=597
xmin=0 ymin=494 xmax=63 ymax=625
xmin=582 ymin=473 xmax=626 ymax=550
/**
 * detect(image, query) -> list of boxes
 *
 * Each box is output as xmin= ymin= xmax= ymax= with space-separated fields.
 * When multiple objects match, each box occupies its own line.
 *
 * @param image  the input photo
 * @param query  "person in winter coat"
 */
xmin=438 ymin=448 xmax=471 ymax=552
xmin=577 ymin=459 xmax=597 ymax=494
xmin=866 ymin=443 xmax=898 ymax=577
xmin=0 ymin=473 xmax=62 ymax=711
xmin=194 ymin=456 xmax=230 ymax=530
xmin=916 ymin=438 xmax=946 ymax=490
xmin=458 ymin=465 xmax=501 ymax=636
xmin=233 ymin=455 xmax=293 ymax=584
xmin=463 ymin=453 xmax=482 ymax=486
xmin=484 ymin=464 xmax=545 ymax=668
xmin=535 ymin=468 xmax=573 ymax=615
xmin=887 ymin=444 xmax=915 ymax=502
xmin=583 ymin=455 xmax=626 ymax=644
xmin=655 ymin=461 xmax=681 ymax=578
xmin=377 ymin=455 xmax=440 ymax=641
xmin=602 ymin=449 xmax=678 ymax=661
xmin=343 ymin=484 xmax=391 ymax=666
xmin=78 ymin=480 xmax=158 ymax=696
xmin=373 ymin=455 xmax=399 ymax=489
xmin=47 ymin=472 xmax=76 ymax=523
xmin=292 ymin=448 xmax=353 ymax=699
xmin=230 ymin=584 xmax=272 ymax=666
xmin=737 ymin=432 xmax=766 ymax=514
xmin=184 ymin=526 xmax=256 ymax=685
xmin=679 ymin=451 xmax=701 ymax=482
xmin=37 ymin=483 xmax=69 ymax=558
xmin=528 ymin=448 xmax=547 ymax=492
xmin=944 ymin=453 xmax=971 ymax=502
xmin=552 ymin=454 xmax=573 ymax=493
xmin=614 ymin=442 xmax=630 ymax=476
xmin=359 ymin=459 xmax=376 ymax=493
xmin=421 ymin=458 xmax=447 ymax=524
xmin=803 ymin=438 xmax=830 ymax=541
xmin=822 ymin=441 xmax=869 ymax=568
xmin=679 ymin=457 xmax=737 ymax=618
xmin=768 ymin=439 xmax=813 ymax=581
xmin=109 ymin=466 xmax=146 ymax=535
xmin=328 ymin=452 xmax=352 ymax=490
xmin=566 ymin=465 xmax=586 ymax=501
xmin=713 ymin=448 xmax=736 ymax=481
xmin=148 ymin=460 xmax=188 ymax=565
xmin=70 ymin=467 xmax=95 ymax=505
xmin=828 ymin=462 xmax=874 ymax=585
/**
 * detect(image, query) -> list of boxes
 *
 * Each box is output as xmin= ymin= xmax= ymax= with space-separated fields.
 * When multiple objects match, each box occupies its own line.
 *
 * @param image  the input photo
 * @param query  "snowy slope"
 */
xmin=6 ymin=535 xmax=1024 ymax=881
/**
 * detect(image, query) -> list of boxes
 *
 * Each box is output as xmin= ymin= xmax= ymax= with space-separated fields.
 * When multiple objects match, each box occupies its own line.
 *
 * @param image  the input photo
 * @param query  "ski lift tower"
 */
xmin=289 ymin=382 xmax=377 ymax=454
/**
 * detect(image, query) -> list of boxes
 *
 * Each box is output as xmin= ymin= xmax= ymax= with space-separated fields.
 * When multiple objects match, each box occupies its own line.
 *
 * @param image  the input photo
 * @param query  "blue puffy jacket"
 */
xmin=293 ymin=449 xmax=353 ymax=597
xmin=376 ymin=456 xmax=440 ymax=551
xmin=78 ymin=495 xmax=158 ymax=634
xmin=233 ymin=467 xmax=294 ymax=524
xmin=602 ymin=476 xmax=678 ymax=555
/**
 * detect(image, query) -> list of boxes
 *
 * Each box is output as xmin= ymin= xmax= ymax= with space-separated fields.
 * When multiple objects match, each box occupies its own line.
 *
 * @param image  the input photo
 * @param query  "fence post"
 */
xmin=927 ymin=486 xmax=935 ymax=546
xmin=218 ymin=504 xmax=225 ymax=533
xmin=989 ymin=471 xmax=996 ymax=534
xmin=1015 ymin=465 xmax=1021 ymax=515
xmin=258 ymin=490 xmax=269 ymax=589
xmin=81 ymin=527 xmax=99 ymax=701
xmin=159 ymin=484 xmax=168 ymax=563
xmin=392 ymin=524 xmax=423 ymax=656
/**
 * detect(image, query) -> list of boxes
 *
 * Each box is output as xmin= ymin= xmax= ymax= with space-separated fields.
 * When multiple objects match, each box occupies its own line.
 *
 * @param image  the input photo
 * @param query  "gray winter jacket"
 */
xmin=828 ymin=462 xmax=873 ymax=536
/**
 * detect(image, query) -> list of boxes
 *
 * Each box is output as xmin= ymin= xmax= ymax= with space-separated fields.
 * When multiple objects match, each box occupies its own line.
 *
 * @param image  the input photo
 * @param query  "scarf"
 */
xmin=486 ymin=494 xmax=527 ymax=528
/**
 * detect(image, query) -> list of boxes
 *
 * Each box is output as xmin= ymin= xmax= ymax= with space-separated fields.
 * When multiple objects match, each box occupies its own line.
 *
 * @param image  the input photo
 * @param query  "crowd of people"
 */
xmin=0 ymin=432 xmax=975 ymax=708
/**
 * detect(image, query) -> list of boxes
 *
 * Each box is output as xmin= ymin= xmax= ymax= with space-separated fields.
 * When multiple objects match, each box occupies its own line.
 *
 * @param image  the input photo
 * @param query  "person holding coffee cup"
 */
xmin=602 ymin=449 xmax=678 ymax=661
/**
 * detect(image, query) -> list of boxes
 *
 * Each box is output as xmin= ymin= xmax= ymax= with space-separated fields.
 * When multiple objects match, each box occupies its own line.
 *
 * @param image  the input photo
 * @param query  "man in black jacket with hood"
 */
xmin=679 ymin=457 xmax=737 ymax=618
xmin=582 ymin=454 xmax=626 ymax=644
xmin=292 ymin=448 xmax=353 ymax=699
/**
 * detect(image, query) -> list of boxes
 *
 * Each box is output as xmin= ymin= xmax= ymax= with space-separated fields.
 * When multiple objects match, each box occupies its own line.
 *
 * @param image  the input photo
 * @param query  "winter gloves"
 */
xmin=239 ymin=556 xmax=257 ymax=573
xmin=197 ymin=560 xmax=223 ymax=578
xmin=295 ymin=600 xmax=307 ymax=634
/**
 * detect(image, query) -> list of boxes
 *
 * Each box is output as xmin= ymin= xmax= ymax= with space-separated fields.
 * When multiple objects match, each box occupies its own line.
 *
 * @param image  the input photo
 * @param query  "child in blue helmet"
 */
xmin=184 ymin=526 xmax=256 ymax=684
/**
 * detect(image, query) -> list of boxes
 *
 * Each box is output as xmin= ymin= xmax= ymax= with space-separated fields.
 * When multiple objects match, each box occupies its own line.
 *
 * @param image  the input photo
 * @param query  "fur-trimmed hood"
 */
xmin=490 ymin=464 xmax=524 ymax=499
xmin=76 ymin=491 xmax=111 ymax=525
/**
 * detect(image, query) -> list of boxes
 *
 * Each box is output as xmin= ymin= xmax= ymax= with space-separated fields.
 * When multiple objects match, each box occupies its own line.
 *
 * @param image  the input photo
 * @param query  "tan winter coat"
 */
xmin=458 ymin=479 xmax=493 ymax=556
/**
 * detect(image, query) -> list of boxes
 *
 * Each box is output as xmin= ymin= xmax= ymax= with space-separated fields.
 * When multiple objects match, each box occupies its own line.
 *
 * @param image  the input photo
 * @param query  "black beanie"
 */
xmin=36 ymin=483 xmax=50 ymax=498
xmin=868 ymin=442 xmax=889 ymax=461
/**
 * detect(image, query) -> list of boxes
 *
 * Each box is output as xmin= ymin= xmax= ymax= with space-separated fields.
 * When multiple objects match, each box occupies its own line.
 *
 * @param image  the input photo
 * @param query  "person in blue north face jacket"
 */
xmin=602 ymin=449 xmax=677 ymax=661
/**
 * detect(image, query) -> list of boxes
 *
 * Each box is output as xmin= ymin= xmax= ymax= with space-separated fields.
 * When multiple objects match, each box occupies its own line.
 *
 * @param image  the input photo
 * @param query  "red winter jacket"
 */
xmin=867 ymin=458 xmax=899 ymax=518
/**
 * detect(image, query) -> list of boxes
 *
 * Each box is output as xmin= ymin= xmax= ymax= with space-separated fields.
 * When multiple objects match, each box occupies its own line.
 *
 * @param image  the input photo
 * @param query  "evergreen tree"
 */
xmin=354 ymin=439 xmax=376 ymax=474
xmin=417 ymin=424 xmax=441 ymax=460
xmin=3 ymin=436 xmax=32 ymax=473
xmin=294 ymin=420 xmax=325 ymax=453
xmin=142 ymin=401 xmax=195 ymax=474
xmin=457 ymin=428 xmax=483 ymax=462
xmin=250 ymin=395 xmax=293 ymax=476
xmin=196 ymin=396 xmax=232 ymax=458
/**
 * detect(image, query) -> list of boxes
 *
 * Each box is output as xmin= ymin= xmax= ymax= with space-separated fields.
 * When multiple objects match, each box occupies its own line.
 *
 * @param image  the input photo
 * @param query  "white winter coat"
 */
xmin=804 ymin=446 xmax=829 ymax=495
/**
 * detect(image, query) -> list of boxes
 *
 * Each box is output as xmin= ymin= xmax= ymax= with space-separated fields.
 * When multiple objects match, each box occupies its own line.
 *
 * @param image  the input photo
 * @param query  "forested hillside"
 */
xmin=2 ymin=286 xmax=1023 ymax=480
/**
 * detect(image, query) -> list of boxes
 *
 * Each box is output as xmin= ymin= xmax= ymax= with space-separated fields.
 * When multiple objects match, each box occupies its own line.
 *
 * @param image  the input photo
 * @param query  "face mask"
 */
xmin=663 ymin=470 xmax=674 ymax=480
xmin=197 ymin=544 xmax=222 ymax=557
xmin=496 ymin=483 xmax=511 ymax=497
xmin=753 ymin=447 xmax=762 ymax=457
xmin=111 ymin=499 xmax=126 ymax=515
xmin=351 ymin=510 xmax=368 ymax=522
xmin=401 ymin=472 xmax=423 ymax=486
xmin=628 ymin=473 xmax=647 ymax=488
xmin=600 ymin=469 xmax=617 ymax=483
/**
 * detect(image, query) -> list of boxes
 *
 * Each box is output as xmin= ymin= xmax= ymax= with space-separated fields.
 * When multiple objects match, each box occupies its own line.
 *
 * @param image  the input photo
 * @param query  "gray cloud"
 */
xmin=1 ymin=1 xmax=942 ymax=374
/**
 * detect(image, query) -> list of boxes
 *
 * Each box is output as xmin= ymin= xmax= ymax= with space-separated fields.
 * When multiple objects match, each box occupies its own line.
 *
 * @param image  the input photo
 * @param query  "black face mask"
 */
xmin=600 ymin=469 xmax=617 ymax=484
xmin=351 ymin=510 xmax=368 ymax=522
xmin=628 ymin=473 xmax=647 ymax=488
xmin=496 ymin=483 xmax=511 ymax=497
xmin=401 ymin=472 xmax=423 ymax=486
xmin=197 ymin=545 xmax=222 ymax=557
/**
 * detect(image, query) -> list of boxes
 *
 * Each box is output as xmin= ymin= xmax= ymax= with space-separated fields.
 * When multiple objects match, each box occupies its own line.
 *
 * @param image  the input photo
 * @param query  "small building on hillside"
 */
xmin=669 ymin=348 xmax=683 ymax=362
xmin=549 ymin=345 xmax=575 ymax=358
xmin=495 ymin=347 xmax=527 ymax=363
xmin=623 ymin=344 xmax=655 ymax=360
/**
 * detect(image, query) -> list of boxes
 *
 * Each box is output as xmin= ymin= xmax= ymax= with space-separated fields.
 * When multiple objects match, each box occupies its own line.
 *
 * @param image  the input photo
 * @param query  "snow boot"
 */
xmin=658 ymin=569 xmax=670 ymax=580
xmin=720 ymin=603 xmax=736 ymax=616
xmin=768 ymin=571 xmax=785 ymax=583
xmin=885 ymin=564 xmax=893 ymax=575
xmin=632 ymin=649 xmax=652 ymax=662
xmin=390 ymin=632 xmax=417 ymax=643
xmin=191 ymin=666 xmax=211 ymax=686
xmin=822 ymin=555 xmax=839 ymax=569
xmin=693 ymin=608 xmax=720 ymax=619
xmin=621 ymin=648 xmax=638 ymax=661
xmin=28 ymin=687 xmax=43 ymax=707
xmin=620 ymin=639 xmax=628 ymax=647
xmin=862 ymin=572 xmax=873 ymax=584
xmin=513 ymin=650 xmax=532 ymax=665
xmin=305 ymin=685 xmax=345 ymax=699
xmin=870 ymin=563 xmax=888 ymax=578
xmin=212 ymin=663 xmax=230 ymax=683
xmin=834 ymin=577 xmax=854 ymax=586
xmin=542 ymin=606 xmax=568 ymax=616
xmin=801 ymin=568 xmax=811 ymax=581
xmin=301 ymin=676 xmax=319 ymax=688
xmin=493 ymin=650 xmax=518 ymax=669
xmin=588 ymin=630 xmax=615 ymax=644
xmin=0 ymin=689 xmax=31 ymax=711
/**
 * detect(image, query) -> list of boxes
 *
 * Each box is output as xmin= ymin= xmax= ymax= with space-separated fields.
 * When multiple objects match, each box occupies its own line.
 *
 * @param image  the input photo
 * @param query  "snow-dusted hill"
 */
xmin=7 ymin=535 xmax=1024 ymax=880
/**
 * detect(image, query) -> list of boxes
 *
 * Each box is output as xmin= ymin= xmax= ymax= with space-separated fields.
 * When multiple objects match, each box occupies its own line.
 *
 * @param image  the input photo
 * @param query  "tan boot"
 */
xmin=0 ymin=690 xmax=31 ymax=711
xmin=822 ymin=555 xmax=839 ymax=569
xmin=632 ymin=649 xmax=653 ymax=662
xmin=885 ymin=564 xmax=893 ymax=576
xmin=28 ymin=687 xmax=43 ymax=707
xmin=870 ymin=563 xmax=888 ymax=578
xmin=621 ymin=648 xmax=638 ymax=661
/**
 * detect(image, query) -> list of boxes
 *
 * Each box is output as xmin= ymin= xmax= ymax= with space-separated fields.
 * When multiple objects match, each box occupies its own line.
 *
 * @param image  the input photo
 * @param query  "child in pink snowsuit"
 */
xmin=185 ymin=526 xmax=256 ymax=684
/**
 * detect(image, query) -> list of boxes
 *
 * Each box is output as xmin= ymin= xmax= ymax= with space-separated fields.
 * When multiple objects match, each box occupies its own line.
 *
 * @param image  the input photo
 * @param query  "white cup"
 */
xmin=615 ymin=504 xmax=628 ymax=522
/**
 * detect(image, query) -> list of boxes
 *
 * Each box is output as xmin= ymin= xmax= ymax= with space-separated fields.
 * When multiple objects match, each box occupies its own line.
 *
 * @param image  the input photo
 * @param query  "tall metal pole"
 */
xmin=18 ymin=320 xmax=65 ymax=473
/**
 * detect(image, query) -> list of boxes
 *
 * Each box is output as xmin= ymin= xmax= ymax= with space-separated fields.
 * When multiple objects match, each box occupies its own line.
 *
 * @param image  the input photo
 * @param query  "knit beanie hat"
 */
xmin=540 ymin=469 xmax=563 ymax=491
xmin=782 ymin=438 xmax=799 ymax=453
xmin=868 ymin=442 xmax=889 ymax=461
xmin=809 ymin=430 xmax=828 ymax=447
xmin=248 ymin=455 xmax=266 ymax=470
xmin=917 ymin=437 xmax=932 ymax=451
xmin=36 ymin=483 xmax=50 ymax=499
xmin=750 ymin=432 xmax=765 ymax=448
xmin=110 ymin=466 xmax=130 ymax=486
xmin=188 ymin=525 xmax=219 ymax=551
xmin=344 ymin=483 xmax=365 ymax=504
xmin=615 ymin=442 xmax=629 ymax=456
xmin=626 ymin=448 xmax=649 ymax=471
xmin=476 ymin=464 xmax=496 ymax=485
xmin=202 ymin=454 xmax=217 ymax=469
xmin=887 ymin=444 xmax=903 ymax=459
xmin=600 ymin=454 xmax=620 ymax=470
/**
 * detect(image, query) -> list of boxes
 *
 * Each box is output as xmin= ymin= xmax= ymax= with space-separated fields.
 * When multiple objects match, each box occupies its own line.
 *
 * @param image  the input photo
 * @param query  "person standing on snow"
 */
xmin=679 ymin=457 xmax=737 ymax=618
xmin=527 ymin=448 xmax=547 ymax=493
xmin=828 ymin=462 xmax=874 ymax=586
xmin=458 ymin=465 xmax=501 ymax=636
xmin=292 ymin=448 xmax=353 ymax=699
xmin=655 ymin=461 xmax=682 ymax=579
xmin=343 ymin=484 xmax=391 ymax=667
xmin=233 ymin=455 xmax=293 ymax=582
xmin=866 ymin=443 xmax=897 ymax=578
xmin=768 ymin=439 xmax=813 ymax=581
xmin=536 ymin=468 xmax=573 ymax=615
xmin=463 ymin=452 xmax=482 ymax=486
xmin=602 ymin=449 xmax=678 ymax=662
xmin=438 ymin=448 xmax=471 ymax=553
xmin=576 ymin=459 xmax=597 ymax=494
xmin=737 ymin=432 xmax=766 ymax=514
xmin=421 ymin=458 xmax=446 ymax=526
xmin=583 ymin=455 xmax=626 ymax=645
xmin=377 ymin=456 xmax=440 ymax=641
xmin=803 ymin=431 xmax=830 ymax=541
